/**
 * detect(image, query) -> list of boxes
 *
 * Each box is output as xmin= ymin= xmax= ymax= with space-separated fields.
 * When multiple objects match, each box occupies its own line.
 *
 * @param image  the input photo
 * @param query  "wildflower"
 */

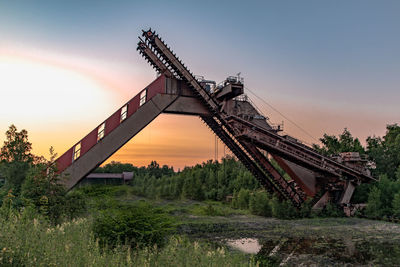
xmin=126 ymin=246 xmax=132 ymax=263
xmin=217 ymin=247 xmax=225 ymax=256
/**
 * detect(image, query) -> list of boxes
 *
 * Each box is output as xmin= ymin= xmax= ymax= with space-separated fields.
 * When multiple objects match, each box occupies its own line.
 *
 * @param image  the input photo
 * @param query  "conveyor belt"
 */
xmin=139 ymin=29 xmax=306 ymax=206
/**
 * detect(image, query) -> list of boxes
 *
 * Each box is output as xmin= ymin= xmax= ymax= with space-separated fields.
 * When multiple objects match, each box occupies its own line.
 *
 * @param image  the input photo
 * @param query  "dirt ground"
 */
xmin=180 ymin=215 xmax=400 ymax=266
xmin=124 ymin=196 xmax=400 ymax=266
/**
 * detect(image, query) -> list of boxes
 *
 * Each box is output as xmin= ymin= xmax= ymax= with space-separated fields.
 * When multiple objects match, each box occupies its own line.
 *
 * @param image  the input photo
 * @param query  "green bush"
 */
xmin=318 ymin=202 xmax=344 ymax=218
xmin=0 ymin=206 xmax=255 ymax=266
xmin=92 ymin=202 xmax=175 ymax=248
xmin=232 ymin=188 xmax=250 ymax=210
xmin=64 ymin=190 xmax=87 ymax=220
xmin=76 ymin=185 xmax=130 ymax=199
xmin=21 ymin=165 xmax=65 ymax=224
xmin=365 ymin=186 xmax=383 ymax=219
xmin=270 ymin=197 xmax=297 ymax=219
xmin=190 ymin=203 xmax=232 ymax=216
xmin=249 ymin=191 xmax=271 ymax=217
xmin=392 ymin=192 xmax=400 ymax=218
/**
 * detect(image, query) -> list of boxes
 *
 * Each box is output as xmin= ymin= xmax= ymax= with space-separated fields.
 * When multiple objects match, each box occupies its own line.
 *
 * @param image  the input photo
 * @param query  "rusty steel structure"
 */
xmin=55 ymin=29 xmax=375 ymax=210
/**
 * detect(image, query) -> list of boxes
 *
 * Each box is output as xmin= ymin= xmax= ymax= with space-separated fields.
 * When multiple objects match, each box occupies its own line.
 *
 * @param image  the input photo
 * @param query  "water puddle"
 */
xmin=226 ymin=238 xmax=261 ymax=254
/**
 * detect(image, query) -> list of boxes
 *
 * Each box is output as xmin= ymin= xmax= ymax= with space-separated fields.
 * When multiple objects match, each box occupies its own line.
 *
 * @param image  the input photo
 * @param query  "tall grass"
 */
xmin=0 ymin=210 xmax=256 ymax=266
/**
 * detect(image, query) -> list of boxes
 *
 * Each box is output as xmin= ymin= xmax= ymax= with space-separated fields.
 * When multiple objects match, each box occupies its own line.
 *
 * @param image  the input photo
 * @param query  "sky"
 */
xmin=0 ymin=0 xmax=399 ymax=169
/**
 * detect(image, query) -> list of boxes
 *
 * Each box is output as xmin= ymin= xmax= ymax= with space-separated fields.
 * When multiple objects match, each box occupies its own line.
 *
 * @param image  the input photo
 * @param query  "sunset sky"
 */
xmin=1 ymin=1 xmax=399 ymax=169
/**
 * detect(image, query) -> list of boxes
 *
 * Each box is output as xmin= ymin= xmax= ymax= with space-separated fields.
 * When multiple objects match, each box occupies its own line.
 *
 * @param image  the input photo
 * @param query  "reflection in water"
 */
xmin=226 ymin=236 xmax=400 ymax=266
xmin=226 ymin=238 xmax=261 ymax=254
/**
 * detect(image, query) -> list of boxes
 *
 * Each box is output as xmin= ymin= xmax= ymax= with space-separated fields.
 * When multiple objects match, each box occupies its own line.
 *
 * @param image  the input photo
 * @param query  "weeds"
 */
xmin=0 ymin=209 xmax=256 ymax=266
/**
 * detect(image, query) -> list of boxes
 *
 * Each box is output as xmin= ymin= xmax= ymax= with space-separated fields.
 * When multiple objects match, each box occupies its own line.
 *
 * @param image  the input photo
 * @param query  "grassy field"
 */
xmin=109 ymin=186 xmax=400 ymax=266
xmin=0 ymin=210 xmax=255 ymax=267
xmin=5 ymin=185 xmax=398 ymax=266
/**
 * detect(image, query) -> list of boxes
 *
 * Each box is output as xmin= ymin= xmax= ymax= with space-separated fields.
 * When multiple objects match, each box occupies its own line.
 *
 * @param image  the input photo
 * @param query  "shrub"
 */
xmin=365 ymin=187 xmax=383 ymax=219
xmin=270 ymin=197 xmax=297 ymax=219
xmin=21 ymin=163 xmax=67 ymax=224
xmin=64 ymin=190 xmax=87 ymax=220
xmin=318 ymin=202 xmax=344 ymax=218
xmin=392 ymin=192 xmax=400 ymax=218
xmin=249 ymin=191 xmax=271 ymax=217
xmin=232 ymin=188 xmax=250 ymax=210
xmin=92 ymin=202 xmax=175 ymax=248
xmin=190 ymin=203 xmax=231 ymax=216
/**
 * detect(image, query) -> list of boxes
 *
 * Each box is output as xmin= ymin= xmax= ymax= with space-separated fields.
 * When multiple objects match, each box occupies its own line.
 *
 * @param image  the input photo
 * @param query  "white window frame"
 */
xmin=97 ymin=122 xmax=105 ymax=141
xmin=139 ymin=89 xmax=147 ymax=106
xmin=73 ymin=142 xmax=81 ymax=161
xmin=120 ymin=105 xmax=128 ymax=122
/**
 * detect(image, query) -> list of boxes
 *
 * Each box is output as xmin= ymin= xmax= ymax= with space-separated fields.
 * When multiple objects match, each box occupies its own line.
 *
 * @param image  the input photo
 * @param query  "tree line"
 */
xmin=1 ymin=123 xmax=400 ymax=220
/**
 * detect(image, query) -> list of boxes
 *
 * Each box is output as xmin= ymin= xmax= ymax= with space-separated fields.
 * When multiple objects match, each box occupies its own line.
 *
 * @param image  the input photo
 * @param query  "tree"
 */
xmin=365 ymin=187 xmax=382 ymax=219
xmin=0 ymin=125 xmax=36 ymax=193
xmin=94 ymin=161 xmax=137 ymax=174
xmin=249 ymin=191 xmax=271 ymax=217
xmin=270 ymin=197 xmax=297 ymax=219
xmin=21 ymin=148 xmax=85 ymax=224
xmin=0 ymin=124 xmax=34 ymax=163
xmin=392 ymin=193 xmax=400 ymax=218
xmin=313 ymin=128 xmax=365 ymax=156
xmin=234 ymin=188 xmax=250 ymax=209
xmin=367 ymin=124 xmax=400 ymax=179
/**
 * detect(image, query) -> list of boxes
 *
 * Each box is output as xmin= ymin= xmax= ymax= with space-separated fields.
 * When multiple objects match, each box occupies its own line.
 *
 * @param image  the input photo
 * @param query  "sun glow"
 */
xmin=0 ymin=54 xmax=216 ymax=167
xmin=0 ymin=55 xmax=116 ymax=158
xmin=0 ymin=56 xmax=113 ymax=121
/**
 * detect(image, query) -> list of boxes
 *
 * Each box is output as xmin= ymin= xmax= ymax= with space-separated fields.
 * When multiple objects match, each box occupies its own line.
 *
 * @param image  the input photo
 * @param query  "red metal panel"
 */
xmin=146 ymin=75 xmax=165 ymax=99
xmin=127 ymin=94 xmax=140 ymax=117
xmin=56 ymin=148 xmax=73 ymax=173
xmin=80 ymin=129 xmax=98 ymax=155
xmin=55 ymin=75 xmax=166 ymax=174
xmin=105 ymin=110 xmax=121 ymax=135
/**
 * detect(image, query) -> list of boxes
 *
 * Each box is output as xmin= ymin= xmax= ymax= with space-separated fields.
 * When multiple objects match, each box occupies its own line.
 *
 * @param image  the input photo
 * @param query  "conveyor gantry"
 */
xmin=55 ymin=29 xmax=375 ymax=210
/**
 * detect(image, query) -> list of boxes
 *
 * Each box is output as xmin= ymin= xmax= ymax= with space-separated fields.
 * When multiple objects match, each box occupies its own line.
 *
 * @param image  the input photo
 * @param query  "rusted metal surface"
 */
xmin=55 ymin=28 xmax=375 ymax=209
xmin=139 ymin=29 xmax=306 ymax=205
xmin=226 ymin=115 xmax=373 ymax=182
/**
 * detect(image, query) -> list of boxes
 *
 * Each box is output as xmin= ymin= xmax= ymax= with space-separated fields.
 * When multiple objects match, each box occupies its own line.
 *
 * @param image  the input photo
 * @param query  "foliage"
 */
xmin=76 ymin=184 xmax=130 ymax=199
xmin=366 ymin=124 xmax=400 ymax=179
xmin=92 ymin=201 xmax=175 ymax=249
xmin=95 ymin=160 xmax=174 ymax=179
xmin=0 ymin=126 xmax=86 ymax=224
xmin=365 ymin=186 xmax=382 ymax=219
xmin=311 ymin=125 xmax=400 ymax=220
xmin=130 ymin=156 xmax=260 ymax=202
xmin=0 ymin=125 xmax=36 ymax=193
xmin=312 ymin=128 xmax=365 ymax=156
xmin=189 ymin=202 xmax=239 ymax=216
xmin=270 ymin=197 xmax=298 ymax=219
xmin=232 ymin=188 xmax=250 ymax=210
xmin=351 ymin=183 xmax=372 ymax=203
xmin=0 ymin=124 xmax=34 ymax=163
xmin=20 ymin=148 xmax=86 ymax=224
xmin=0 ymin=208 xmax=254 ymax=267
xmin=249 ymin=190 xmax=272 ymax=217
xmin=318 ymin=203 xmax=344 ymax=218
xmin=363 ymin=175 xmax=400 ymax=219
xmin=392 ymin=192 xmax=400 ymax=218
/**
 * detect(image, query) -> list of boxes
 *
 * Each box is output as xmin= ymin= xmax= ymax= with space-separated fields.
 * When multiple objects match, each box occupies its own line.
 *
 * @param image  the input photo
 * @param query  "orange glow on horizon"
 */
xmin=0 ymin=53 xmax=223 ymax=169
xmin=1 ymin=52 xmax=393 ymax=170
